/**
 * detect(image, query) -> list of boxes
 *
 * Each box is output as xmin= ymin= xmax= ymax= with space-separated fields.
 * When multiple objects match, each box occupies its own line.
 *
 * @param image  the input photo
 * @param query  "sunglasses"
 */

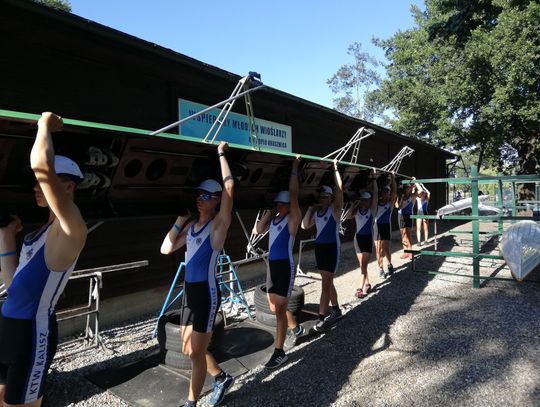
xmin=197 ymin=193 xmax=216 ymax=201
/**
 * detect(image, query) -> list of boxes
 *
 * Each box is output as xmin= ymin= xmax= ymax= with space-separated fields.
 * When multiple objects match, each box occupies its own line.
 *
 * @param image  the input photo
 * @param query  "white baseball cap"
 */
xmin=318 ymin=185 xmax=333 ymax=195
xmin=197 ymin=179 xmax=222 ymax=194
xmin=274 ymin=191 xmax=290 ymax=203
xmin=54 ymin=155 xmax=83 ymax=182
xmin=360 ymin=191 xmax=373 ymax=200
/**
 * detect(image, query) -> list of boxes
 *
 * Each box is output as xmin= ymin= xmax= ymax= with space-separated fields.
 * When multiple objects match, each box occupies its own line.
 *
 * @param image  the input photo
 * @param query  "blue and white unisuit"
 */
xmin=267 ymin=215 xmax=295 ymax=297
xmin=374 ymin=201 xmax=392 ymax=224
xmin=314 ymin=207 xmax=340 ymax=244
xmin=185 ymin=220 xmax=219 ymax=283
xmin=314 ymin=207 xmax=341 ymax=273
xmin=0 ymin=223 xmax=77 ymax=404
xmin=398 ymin=197 xmax=414 ymax=216
xmin=355 ymin=208 xmax=374 ymax=236
xmin=416 ymin=197 xmax=428 ymax=215
xmin=184 ymin=219 xmax=220 ymax=333
xmin=269 ymin=215 xmax=294 ymax=261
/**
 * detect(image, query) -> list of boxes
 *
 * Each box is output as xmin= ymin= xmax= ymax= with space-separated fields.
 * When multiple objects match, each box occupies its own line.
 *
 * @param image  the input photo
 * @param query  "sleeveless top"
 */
xmin=269 ymin=215 xmax=294 ymax=261
xmin=2 ymin=223 xmax=78 ymax=321
xmin=399 ymin=196 xmax=414 ymax=216
xmin=314 ymin=207 xmax=340 ymax=245
xmin=185 ymin=220 xmax=219 ymax=283
xmin=375 ymin=201 xmax=392 ymax=224
xmin=417 ymin=197 xmax=428 ymax=215
xmin=355 ymin=208 xmax=373 ymax=236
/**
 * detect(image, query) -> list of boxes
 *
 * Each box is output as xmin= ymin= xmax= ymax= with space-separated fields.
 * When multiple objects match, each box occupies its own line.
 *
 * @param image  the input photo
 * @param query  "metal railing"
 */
xmin=56 ymin=260 xmax=149 ymax=356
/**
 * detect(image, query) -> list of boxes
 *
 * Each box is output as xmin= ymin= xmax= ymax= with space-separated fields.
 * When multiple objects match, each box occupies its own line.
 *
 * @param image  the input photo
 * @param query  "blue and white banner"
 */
xmin=178 ymin=98 xmax=292 ymax=152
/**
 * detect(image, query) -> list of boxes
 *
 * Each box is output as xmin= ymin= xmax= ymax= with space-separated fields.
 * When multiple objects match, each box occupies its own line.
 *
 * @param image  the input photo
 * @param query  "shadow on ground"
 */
xmin=220 ymin=246 xmax=447 ymax=406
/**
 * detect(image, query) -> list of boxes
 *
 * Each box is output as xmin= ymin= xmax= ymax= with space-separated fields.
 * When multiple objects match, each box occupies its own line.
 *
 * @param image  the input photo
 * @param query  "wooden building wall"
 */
xmin=0 ymin=0 xmax=453 ymax=303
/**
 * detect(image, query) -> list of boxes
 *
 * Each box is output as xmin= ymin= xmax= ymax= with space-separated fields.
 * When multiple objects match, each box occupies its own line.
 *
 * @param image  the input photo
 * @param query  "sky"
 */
xmin=69 ymin=0 xmax=424 ymax=109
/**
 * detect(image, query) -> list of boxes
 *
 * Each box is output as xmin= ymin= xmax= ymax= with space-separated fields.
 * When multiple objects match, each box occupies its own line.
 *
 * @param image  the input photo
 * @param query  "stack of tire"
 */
xmin=156 ymin=309 xmax=225 ymax=371
xmin=253 ymin=284 xmax=305 ymax=326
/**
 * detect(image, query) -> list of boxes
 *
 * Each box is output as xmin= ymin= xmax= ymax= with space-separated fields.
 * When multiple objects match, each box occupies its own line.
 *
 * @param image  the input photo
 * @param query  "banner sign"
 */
xmin=178 ymin=98 xmax=292 ymax=152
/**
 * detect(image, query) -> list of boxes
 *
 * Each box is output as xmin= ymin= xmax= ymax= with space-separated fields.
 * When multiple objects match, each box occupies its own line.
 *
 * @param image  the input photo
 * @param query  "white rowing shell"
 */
xmin=437 ymin=195 xmax=490 ymax=217
xmin=500 ymin=220 xmax=540 ymax=281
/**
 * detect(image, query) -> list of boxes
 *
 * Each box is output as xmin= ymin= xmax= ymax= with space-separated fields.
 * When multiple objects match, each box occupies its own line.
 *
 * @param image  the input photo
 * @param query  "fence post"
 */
xmin=471 ymin=166 xmax=480 ymax=288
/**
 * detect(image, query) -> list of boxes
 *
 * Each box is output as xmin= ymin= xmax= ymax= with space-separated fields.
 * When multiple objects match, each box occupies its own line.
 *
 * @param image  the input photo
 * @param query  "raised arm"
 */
xmin=255 ymin=209 xmax=275 ymax=235
xmin=212 ymin=142 xmax=234 ymax=249
xmin=288 ymin=157 xmax=302 ymax=233
xmin=31 ymin=113 xmax=86 ymax=269
xmin=161 ymin=213 xmax=192 ymax=254
xmin=409 ymin=177 xmax=419 ymax=200
xmin=332 ymin=160 xmax=344 ymax=218
xmin=301 ymin=206 xmax=316 ymax=230
xmin=0 ymin=216 xmax=22 ymax=288
xmin=421 ymin=183 xmax=431 ymax=199
xmin=395 ymin=191 xmax=403 ymax=209
xmin=370 ymin=175 xmax=379 ymax=215
xmin=346 ymin=200 xmax=360 ymax=219
xmin=390 ymin=172 xmax=397 ymax=204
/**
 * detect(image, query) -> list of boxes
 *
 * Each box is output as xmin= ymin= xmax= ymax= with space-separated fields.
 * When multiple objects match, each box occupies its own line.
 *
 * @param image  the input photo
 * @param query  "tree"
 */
xmin=369 ymin=0 xmax=540 ymax=174
xmin=327 ymin=42 xmax=381 ymax=121
xmin=32 ymin=0 xmax=72 ymax=12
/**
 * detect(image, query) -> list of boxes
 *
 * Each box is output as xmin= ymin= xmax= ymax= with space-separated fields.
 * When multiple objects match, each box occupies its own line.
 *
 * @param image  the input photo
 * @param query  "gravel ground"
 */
xmin=44 ymin=222 xmax=540 ymax=406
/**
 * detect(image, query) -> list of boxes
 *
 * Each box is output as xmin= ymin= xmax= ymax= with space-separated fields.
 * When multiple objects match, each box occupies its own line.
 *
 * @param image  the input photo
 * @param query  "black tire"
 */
xmin=162 ymin=312 xmax=225 ymax=353
xmin=255 ymin=309 xmax=277 ymax=327
xmin=253 ymin=284 xmax=304 ymax=315
xmin=164 ymin=350 xmax=192 ymax=371
xmin=157 ymin=309 xmax=180 ymax=354
xmin=288 ymin=285 xmax=305 ymax=313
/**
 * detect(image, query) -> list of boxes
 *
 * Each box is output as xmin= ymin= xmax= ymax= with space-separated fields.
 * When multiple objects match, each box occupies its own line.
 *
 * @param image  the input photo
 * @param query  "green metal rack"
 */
xmin=403 ymin=167 xmax=540 ymax=288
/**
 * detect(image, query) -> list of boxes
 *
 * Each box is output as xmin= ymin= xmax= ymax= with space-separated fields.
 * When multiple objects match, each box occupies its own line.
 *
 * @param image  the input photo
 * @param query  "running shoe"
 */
xmin=208 ymin=374 xmax=235 ymax=406
xmin=264 ymin=349 xmax=288 ymax=369
xmin=313 ymin=317 xmax=326 ymax=332
xmin=314 ymin=308 xmax=342 ymax=332
xmin=284 ymin=324 xmax=305 ymax=349
xmin=325 ymin=308 xmax=342 ymax=323
xmin=387 ymin=264 xmax=394 ymax=276
xmin=379 ymin=268 xmax=387 ymax=279
xmin=356 ymin=284 xmax=371 ymax=299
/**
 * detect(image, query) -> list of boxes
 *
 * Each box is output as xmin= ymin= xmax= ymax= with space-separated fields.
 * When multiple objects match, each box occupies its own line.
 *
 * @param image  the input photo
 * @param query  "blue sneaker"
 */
xmin=208 ymin=374 xmax=235 ymax=406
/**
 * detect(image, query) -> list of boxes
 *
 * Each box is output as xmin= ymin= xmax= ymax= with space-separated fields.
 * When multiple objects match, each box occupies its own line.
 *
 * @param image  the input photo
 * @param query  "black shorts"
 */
xmin=184 ymin=280 xmax=221 ymax=334
xmin=375 ymin=222 xmax=391 ymax=241
xmin=0 ymin=314 xmax=58 ymax=405
xmin=355 ymin=233 xmax=373 ymax=254
xmin=398 ymin=213 xmax=413 ymax=229
xmin=268 ymin=259 xmax=295 ymax=297
xmin=315 ymin=242 xmax=340 ymax=273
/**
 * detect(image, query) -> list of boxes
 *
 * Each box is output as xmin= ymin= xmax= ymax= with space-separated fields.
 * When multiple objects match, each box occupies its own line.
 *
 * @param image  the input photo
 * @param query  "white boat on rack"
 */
xmin=437 ymin=195 xmax=490 ymax=218
xmin=500 ymin=220 xmax=540 ymax=281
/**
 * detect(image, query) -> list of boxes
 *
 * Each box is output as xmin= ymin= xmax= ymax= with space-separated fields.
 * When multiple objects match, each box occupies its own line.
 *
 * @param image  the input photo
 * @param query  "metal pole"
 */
xmin=497 ymin=178 xmax=504 ymax=256
xmin=471 ymin=166 xmax=480 ymax=288
xmin=85 ymin=277 xmax=92 ymax=340
xmin=511 ymin=181 xmax=517 ymax=225
xmin=152 ymin=262 xmax=185 ymax=338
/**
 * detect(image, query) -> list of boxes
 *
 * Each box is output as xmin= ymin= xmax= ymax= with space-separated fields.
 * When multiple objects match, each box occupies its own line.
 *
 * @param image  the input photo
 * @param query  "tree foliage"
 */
xmin=327 ymin=42 xmax=381 ymax=121
xmin=32 ymin=0 xmax=72 ymax=12
xmin=368 ymin=0 xmax=540 ymax=174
